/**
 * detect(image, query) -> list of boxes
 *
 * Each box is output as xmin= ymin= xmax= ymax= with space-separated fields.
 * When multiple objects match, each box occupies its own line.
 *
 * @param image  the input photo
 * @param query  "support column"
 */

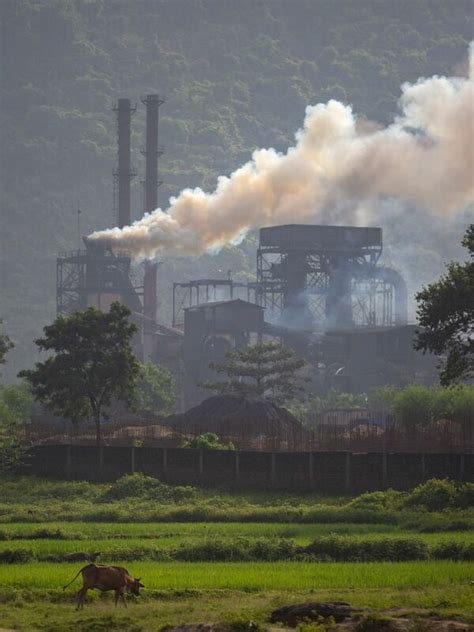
xmin=308 ymin=452 xmax=314 ymax=491
xmin=66 ymin=445 xmax=72 ymax=480
xmin=344 ymin=452 xmax=351 ymax=493
xmin=382 ymin=452 xmax=388 ymax=488
xmin=162 ymin=448 xmax=168 ymax=481
xmin=270 ymin=453 xmax=277 ymax=488
xmin=199 ymin=449 xmax=204 ymax=481
xmin=235 ymin=451 xmax=240 ymax=485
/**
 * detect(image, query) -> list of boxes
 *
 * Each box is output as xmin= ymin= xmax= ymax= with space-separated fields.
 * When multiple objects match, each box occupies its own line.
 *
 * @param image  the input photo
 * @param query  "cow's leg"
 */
xmin=114 ymin=591 xmax=120 ymax=606
xmin=76 ymin=587 xmax=87 ymax=611
xmin=120 ymin=591 xmax=127 ymax=608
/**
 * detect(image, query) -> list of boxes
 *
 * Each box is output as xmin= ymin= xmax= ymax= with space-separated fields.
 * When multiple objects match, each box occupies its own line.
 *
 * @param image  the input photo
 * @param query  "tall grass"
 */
xmin=1 ymin=561 xmax=471 ymax=591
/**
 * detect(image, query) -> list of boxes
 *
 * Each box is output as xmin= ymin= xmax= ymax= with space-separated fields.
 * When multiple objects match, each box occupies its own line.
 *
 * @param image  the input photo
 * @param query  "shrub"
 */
xmin=181 ymin=433 xmax=235 ymax=450
xmin=101 ymin=473 xmax=195 ymax=502
xmin=348 ymin=490 xmax=403 ymax=512
xmin=404 ymin=478 xmax=459 ymax=511
xmin=304 ymin=536 xmax=428 ymax=562
xmin=432 ymin=541 xmax=474 ymax=561
xmin=0 ymin=548 xmax=33 ymax=563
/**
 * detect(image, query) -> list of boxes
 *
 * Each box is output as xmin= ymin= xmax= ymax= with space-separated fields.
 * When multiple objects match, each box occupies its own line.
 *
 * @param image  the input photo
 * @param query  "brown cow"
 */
xmin=63 ymin=563 xmax=144 ymax=610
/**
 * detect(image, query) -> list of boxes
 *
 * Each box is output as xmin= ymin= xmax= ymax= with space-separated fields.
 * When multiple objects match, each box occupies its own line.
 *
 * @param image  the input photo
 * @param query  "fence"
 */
xmin=25 ymin=444 xmax=474 ymax=492
xmin=25 ymin=408 xmax=473 ymax=454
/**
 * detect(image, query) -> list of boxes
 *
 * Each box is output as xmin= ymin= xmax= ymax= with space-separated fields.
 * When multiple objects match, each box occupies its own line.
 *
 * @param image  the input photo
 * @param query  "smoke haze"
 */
xmin=91 ymin=44 xmax=474 ymax=260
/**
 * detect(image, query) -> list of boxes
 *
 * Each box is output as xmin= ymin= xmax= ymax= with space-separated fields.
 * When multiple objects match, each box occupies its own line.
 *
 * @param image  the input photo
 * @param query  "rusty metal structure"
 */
xmin=255 ymin=224 xmax=407 ymax=330
xmin=172 ymin=278 xmax=251 ymax=327
xmin=56 ymin=240 xmax=142 ymax=316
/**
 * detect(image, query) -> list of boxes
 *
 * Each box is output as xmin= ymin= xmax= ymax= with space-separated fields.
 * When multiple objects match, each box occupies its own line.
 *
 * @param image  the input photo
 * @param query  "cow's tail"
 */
xmin=62 ymin=565 xmax=90 ymax=591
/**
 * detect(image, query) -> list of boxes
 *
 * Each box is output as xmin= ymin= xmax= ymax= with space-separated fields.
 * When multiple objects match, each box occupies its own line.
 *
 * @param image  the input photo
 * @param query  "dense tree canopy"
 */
xmin=134 ymin=362 xmax=176 ymax=416
xmin=415 ymin=225 xmax=474 ymax=386
xmin=19 ymin=302 xmax=141 ymax=446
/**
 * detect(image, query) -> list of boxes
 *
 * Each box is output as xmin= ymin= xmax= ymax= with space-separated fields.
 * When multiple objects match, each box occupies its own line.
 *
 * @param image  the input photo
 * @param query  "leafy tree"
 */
xmin=0 ymin=383 xmax=32 ymax=474
xmin=0 ymin=320 xmax=13 ymax=366
xmin=415 ymin=225 xmax=474 ymax=386
xmin=203 ymin=341 xmax=306 ymax=404
xmin=181 ymin=432 xmax=234 ymax=450
xmin=392 ymin=384 xmax=433 ymax=428
xmin=0 ymin=383 xmax=33 ymax=425
xmin=134 ymin=362 xmax=176 ymax=416
xmin=19 ymin=303 xmax=141 ymax=446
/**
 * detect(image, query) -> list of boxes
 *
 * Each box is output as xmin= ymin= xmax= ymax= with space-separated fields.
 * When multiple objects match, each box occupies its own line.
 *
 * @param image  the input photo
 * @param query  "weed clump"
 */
xmin=101 ymin=473 xmax=196 ymax=503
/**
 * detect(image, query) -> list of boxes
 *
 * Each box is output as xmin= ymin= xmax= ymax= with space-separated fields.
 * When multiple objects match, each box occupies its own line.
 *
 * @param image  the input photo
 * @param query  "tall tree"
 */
xmin=415 ymin=225 xmax=474 ymax=386
xmin=19 ymin=303 xmax=141 ymax=446
xmin=203 ymin=341 xmax=306 ymax=404
xmin=0 ymin=320 xmax=13 ymax=366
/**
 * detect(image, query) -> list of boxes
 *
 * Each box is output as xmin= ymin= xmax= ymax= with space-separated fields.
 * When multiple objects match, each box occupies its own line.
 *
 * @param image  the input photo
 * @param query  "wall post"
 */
xmin=344 ymin=452 xmax=351 ymax=493
xmin=162 ymin=448 xmax=168 ymax=481
xmin=199 ymin=449 xmax=204 ymax=480
xmin=235 ymin=451 xmax=240 ymax=486
xmin=382 ymin=451 xmax=388 ymax=488
xmin=459 ymin=453 xmax=465 ymax=482
xmin=308 ymin=452 xmax=314 ymax=490
xmin=271 ymin=453 xmax=276 ymax=488
xmin=131 ymin=446 xmax=135 ymax=474
xmin=421 ymin=453 xmax=426 ymax=482
xmin=66 ymin=444 xmax=72 ymax=480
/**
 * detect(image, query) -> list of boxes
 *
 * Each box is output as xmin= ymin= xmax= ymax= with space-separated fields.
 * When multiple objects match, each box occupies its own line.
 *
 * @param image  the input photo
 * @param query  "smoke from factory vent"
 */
xmin=90 ymin=44 xmax=474 ymax=259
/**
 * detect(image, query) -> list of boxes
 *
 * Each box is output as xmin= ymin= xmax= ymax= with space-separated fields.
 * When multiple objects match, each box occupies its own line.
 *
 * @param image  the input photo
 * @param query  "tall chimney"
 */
xmin=142 ymin=94 xmax=164 ymax=333
xmin=114 ymin=98 xmax=135 ymax=228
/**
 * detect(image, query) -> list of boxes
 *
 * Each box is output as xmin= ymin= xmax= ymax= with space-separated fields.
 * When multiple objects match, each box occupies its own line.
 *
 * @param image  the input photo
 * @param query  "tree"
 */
xmin=0 ymin=320 xmax=13 ymax=366
xmin=134 ymin=362 xmax=176 ymax=416
xmin=0 ymin=382 xmax=32 ymax=474
xmin=202 ymin=341 xmax=306 ymax=405
xmin=415 ymin=225 xmax=474 ymax=386
xmin=19 ymin=303 xmax=141 ymax=446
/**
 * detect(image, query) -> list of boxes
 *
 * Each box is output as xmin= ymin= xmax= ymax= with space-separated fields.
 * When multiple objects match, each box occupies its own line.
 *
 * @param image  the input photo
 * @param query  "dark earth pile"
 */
xmin=165 ymin=394 xmax=306 ymax=442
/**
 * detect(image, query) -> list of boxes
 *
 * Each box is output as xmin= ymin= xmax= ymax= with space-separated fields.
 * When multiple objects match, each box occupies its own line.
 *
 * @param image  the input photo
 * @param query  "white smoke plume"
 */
xmin=90 ymin=44 xmax=474 ymax=259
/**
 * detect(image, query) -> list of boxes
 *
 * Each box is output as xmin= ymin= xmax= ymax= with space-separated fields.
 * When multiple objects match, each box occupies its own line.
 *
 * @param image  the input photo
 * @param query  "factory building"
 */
xmin=56 ymin=98 xmax=438 ymax=411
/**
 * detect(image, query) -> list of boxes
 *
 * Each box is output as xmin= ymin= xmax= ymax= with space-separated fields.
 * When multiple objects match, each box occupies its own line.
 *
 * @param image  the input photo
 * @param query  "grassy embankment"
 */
xmin=0 ymin=475 xmax=472 ymax=631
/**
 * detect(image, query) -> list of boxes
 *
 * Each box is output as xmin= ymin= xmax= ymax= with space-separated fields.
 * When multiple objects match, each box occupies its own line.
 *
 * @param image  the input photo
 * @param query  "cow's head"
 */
xmin=129 ymin=577 xmax=144 ymax=596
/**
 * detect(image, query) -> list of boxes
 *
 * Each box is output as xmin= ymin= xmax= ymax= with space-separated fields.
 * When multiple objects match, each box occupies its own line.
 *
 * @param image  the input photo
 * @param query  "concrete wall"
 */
xmin=24 ymin=445 xmax=473 ymax=492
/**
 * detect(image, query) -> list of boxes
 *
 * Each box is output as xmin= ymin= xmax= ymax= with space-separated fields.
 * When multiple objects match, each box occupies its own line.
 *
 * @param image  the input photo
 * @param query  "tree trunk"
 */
xmin=94 ymin=411 xmax=101 ymax=447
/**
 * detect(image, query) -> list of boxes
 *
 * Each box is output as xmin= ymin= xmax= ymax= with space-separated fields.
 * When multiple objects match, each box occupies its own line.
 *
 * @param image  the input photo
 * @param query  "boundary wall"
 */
xmin=25 ymin=445 xmax=474 ymax=492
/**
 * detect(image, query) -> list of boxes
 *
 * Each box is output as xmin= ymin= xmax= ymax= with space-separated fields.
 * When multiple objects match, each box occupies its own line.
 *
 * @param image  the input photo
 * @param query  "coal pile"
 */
xmin=165 ymin=394 xmax=307 ymax=449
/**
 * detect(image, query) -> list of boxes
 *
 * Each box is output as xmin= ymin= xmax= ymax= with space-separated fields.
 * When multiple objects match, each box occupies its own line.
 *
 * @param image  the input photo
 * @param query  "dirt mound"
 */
xmin=165 ymin=394 xmax=306 ymax=444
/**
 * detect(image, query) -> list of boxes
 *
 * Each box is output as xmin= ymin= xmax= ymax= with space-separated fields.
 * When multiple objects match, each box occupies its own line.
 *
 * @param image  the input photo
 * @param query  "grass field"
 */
xmin=0 ymin=476 xmax=472 ymax=631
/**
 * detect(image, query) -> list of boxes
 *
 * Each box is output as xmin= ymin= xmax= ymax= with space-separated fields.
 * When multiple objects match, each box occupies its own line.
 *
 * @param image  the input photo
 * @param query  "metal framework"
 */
xmin=255 ymin=225 xmax=399 ymax=329
xmin=56 ymin=249 xmax=142 ymax=317
xmin=172 ymin=279 xmax=250 ymax=327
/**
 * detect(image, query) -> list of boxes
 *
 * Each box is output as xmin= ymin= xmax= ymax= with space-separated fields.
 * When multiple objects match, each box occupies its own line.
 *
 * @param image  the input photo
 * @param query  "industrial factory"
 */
xmin=56 ymin=97 xmax=437 ymax=410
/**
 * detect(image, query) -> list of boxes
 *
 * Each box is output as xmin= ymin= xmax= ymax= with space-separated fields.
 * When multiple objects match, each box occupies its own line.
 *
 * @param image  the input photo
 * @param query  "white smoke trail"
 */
xmin=91 ymin=44 xmax=474 ymax=259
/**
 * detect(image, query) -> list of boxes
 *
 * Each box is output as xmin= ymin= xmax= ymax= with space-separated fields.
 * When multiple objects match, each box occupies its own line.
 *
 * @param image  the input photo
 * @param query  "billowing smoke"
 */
xmin=90 ymin=44 xmax=474 ymax=259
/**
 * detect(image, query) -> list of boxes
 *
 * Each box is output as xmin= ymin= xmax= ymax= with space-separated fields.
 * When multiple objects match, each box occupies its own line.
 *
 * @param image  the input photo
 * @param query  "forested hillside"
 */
xmin=1 ymin=0 xmax=472 ymax=380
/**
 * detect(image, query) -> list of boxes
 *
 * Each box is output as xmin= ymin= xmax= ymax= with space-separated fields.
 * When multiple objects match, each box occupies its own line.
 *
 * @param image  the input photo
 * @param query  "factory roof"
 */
xmin=184 ymin=299 xmax=264 ymax=312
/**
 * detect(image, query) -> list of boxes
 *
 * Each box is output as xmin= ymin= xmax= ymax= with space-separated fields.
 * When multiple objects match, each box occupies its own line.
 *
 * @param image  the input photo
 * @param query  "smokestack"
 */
xmin=142 ymin=94 xmax=164 ymax=330
xmin=114 ymin=98 xmax=135 ymax=229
